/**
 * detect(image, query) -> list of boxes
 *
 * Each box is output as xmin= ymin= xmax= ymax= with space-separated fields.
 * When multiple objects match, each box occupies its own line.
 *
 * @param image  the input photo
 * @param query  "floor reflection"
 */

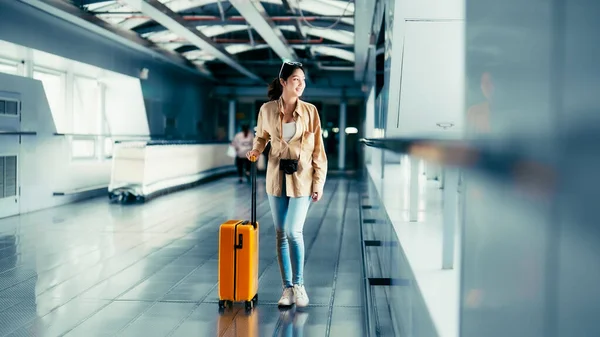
xmin=278 ymin=308 xmax=309 ymax=337
xmin=216 ymin=306 xmax=309 ymax=337
xmin=0 ymin=234 xmax=17 ymax=271
xmin=217 ymin=307 xmax=259 ymax=336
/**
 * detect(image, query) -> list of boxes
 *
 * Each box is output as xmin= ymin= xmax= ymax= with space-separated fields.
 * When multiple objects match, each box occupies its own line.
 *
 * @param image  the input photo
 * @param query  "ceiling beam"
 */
xmin=77 ymin=0 xmax=113 ymax=5
xmin=353 ymin=0 xmax=376 ymax=82
xmin=122 ymin=0 xmax=263 ymax=83
xmin=280 ymin=0 xmax=294 ymax=13
xmin=281 ymin=0 xmax=316 ymax=64
xmin=133 ymin=18 xmax=354 ymax=35
xmin=16 ymin=0 xmax=215 ymax=80
xmin=280 ymin=0 xmax=304 ymax=39
xmin=177 ymin=43 xmax=354 ymax=56
xmin=214 ymin=85 xmax=365 ymax=99
xmin=228 ymin=0 xmax=298 ymax=62
xmin=215 ymin=0 xmax=226 ymax=21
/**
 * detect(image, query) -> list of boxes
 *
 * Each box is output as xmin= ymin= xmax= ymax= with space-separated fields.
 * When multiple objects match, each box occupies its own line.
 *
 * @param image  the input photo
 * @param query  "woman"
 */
xmin=231 ymin=124 xmax=253 ymax=183
xmin=246 ymin=61 xmax=327 ymax=308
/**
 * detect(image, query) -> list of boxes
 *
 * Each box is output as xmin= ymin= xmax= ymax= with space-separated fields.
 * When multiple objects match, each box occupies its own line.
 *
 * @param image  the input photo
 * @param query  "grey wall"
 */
xmin=0 ymin=1 xmax=210 ymax=137
xmin=461 ymin=1 xmax=600 ymax=337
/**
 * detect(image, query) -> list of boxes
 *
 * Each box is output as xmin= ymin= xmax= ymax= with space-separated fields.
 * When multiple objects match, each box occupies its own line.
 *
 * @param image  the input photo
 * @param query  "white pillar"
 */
xmin=442 ymin=167 xmax=459 ymax=269
xmin=23 ymin=48 xmax=33 ymax=78
xmin=409 ymin=156 xmax=419 ymax=222
xmin=338 ymin=101 xmax=347 ymax=170
xmin=228 ymin=99 xmax=236 ymax=140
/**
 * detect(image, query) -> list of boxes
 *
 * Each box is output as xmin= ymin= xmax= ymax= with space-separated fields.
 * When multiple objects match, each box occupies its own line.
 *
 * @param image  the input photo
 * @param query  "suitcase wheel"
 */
xmin=218 ymin=300 xmax=226 ymax=310
xmin=244 ymin=295 xmax=258 ymax=311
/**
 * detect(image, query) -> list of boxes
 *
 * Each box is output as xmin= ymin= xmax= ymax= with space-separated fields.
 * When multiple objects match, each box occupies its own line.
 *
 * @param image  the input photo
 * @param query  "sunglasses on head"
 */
xmin=279 ymin=61 xmax=303 ymax=78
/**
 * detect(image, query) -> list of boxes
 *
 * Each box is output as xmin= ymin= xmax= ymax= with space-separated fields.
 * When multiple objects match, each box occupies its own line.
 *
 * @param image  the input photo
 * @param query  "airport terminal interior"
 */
xmin=0 ymin=0 xmax=599 ymax=336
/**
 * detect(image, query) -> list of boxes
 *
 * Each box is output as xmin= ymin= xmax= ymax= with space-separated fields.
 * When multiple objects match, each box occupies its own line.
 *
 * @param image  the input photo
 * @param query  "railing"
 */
xmin=360 ymin=134 xmax=560 ymax=274
xmin=0 ymin=131 xmax=37 ymax=145
xmin=115 ymin=139 xmax=230 ymax=146
xmin=360 ymin=136 xmax=557 ymax=185
xmin=54 ymin=133 xmax=229 ymax=159
xmin=53 ymin=133 xmax=152 ymax=160
xmin=0 ymin=131 xmax=37 ymax=135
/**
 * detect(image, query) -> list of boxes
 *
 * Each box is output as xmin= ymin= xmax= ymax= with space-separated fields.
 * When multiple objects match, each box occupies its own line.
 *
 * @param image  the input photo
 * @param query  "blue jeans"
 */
xmin=267 ymin=176 xmax=311 ymax=288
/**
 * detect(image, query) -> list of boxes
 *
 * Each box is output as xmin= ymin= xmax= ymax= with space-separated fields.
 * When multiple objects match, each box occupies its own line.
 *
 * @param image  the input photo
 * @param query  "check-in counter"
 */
xmin=108 ymin=140 xmax=234 ymax=202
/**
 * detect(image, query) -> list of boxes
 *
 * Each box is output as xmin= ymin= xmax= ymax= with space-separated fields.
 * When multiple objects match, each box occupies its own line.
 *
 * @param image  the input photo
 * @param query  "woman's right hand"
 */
xmin=246 ymin=149 xmax=260 ymax=162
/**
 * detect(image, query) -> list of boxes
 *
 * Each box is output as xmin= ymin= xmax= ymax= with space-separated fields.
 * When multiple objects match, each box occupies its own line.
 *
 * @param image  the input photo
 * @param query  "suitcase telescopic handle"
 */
xmin=250 ymin=155 xmax=257 ymax=229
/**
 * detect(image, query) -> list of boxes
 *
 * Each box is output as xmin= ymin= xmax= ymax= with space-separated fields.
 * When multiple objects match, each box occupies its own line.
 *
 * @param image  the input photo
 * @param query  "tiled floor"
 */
xmin=0 ymin=176 xmax=364 ymax=337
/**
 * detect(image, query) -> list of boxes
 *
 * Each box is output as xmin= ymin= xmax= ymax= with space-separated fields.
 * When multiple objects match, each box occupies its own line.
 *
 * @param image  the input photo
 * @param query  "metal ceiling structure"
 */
xmin=48 ymin=0 xmax=369 ymax=86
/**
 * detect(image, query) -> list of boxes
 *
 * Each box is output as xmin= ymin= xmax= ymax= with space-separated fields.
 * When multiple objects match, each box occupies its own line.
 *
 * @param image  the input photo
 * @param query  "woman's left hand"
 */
xmin=311 ymin=192 xmax=321 ymax=202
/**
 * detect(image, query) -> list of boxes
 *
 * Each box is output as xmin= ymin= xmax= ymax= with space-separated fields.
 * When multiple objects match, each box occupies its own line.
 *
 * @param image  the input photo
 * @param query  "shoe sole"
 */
xmin=278 ymin=298 xmax=294 ymax=307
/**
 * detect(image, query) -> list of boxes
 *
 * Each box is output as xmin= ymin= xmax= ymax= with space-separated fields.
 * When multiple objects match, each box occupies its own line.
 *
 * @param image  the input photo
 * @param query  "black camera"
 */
xmin=280 ymin=159 xmax=298 ymax=174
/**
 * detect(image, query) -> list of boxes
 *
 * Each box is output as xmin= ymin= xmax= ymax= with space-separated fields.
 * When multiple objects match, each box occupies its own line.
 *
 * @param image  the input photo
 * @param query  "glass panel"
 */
xmin=73 ymin=76 xmax=100 ymax=134
xmin=33 ymin=69 xmax=66 ymax=132
xmin=344 ymin=102 xmax=362 ymax=170
xmin=71 ymin=138 xmax=96 ymax=158
xmin=5 ymin=101 xmax=18 ymax=115
xmin=319 ymin=103 xmax=339 ymax=170
xmin=104 ymin=137 xmax=113 ymax=158
xmin=0 ymin=157 xmax=4 ymax=199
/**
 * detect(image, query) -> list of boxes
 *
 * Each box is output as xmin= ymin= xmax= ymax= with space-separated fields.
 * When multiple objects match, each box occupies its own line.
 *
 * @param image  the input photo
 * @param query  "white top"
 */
xmin=232 ymin=132 xmax=253 ymax=158
xmin=282 ymin=122 xmax=296 ymax=142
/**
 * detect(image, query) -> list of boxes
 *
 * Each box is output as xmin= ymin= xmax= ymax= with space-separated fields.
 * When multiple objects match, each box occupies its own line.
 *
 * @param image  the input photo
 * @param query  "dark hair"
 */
xmin=267 ymin=62 xmax=305 ymax=101
xmin=241 ymin=124 xmax=249 ymax=133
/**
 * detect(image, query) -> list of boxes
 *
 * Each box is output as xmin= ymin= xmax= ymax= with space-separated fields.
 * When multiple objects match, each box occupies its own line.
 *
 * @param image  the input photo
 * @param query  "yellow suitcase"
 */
xmin=218 ymin=159 xmax=259 ymax=311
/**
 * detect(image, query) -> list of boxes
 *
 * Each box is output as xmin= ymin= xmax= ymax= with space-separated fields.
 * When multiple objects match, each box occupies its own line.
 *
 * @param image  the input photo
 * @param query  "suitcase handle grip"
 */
xmin=234 ymin=233 xmax=243 ymax=249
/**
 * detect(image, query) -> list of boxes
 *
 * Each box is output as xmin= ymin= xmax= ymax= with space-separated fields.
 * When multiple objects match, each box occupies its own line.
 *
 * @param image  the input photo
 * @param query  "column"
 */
xmin=23 ymin=48 xmax=33 ymax=78
xmin=228 ymin=99 xmax=235 ymax=140
xmin=441 ymin=167 xmax=458 ymax=269
xmin=338 ymin=101 xmax=347 ymax=170
xmin=409 ymin=156 xmax=419 ymax=222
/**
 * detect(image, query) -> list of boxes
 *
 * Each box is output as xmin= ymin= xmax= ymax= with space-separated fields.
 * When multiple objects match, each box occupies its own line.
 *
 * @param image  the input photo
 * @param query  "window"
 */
xmin=73 ymin=76 xmax=101 ymax=134
xmin=33 ymin=68 xmax=66 ymax=131
xmin=99 ymin=84 xmax=111 ymax=159
xmin=71 ymin=136 xmax=96 ymax=159
xmin=71 ymin=76 xmax=106 ymax=160
xmin=103 ymin=137 xmax=113 ymax=158
xmin=0 ymin=99 xmax=19 ymax=116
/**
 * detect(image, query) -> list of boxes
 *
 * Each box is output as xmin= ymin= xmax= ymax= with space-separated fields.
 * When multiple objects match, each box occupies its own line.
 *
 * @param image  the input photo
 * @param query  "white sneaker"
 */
xmin=293 ymin=284 xmax=309 ymax=308
xmin=278 ymin=287 xmax=295 ymax=306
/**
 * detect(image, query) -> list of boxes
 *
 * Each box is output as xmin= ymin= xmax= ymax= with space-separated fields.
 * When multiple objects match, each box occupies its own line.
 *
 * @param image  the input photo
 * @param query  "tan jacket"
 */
xmin=252 ymin=98 xmax=328 ymax=197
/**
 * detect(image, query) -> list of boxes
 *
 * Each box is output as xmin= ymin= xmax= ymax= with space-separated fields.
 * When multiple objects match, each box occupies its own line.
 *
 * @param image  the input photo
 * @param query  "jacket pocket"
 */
xmin=302 ymin=131 xmax=315 ymax=157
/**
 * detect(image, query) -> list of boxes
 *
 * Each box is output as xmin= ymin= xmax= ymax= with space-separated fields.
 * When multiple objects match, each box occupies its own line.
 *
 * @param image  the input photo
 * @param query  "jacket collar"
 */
xmin=277 ymin=96 xmax=304 ymax=116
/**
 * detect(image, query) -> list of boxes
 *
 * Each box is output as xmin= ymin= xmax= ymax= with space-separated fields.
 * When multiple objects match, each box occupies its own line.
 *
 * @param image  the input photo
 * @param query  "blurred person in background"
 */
xmin=232 ymin=124 xmax=253 ymax=183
